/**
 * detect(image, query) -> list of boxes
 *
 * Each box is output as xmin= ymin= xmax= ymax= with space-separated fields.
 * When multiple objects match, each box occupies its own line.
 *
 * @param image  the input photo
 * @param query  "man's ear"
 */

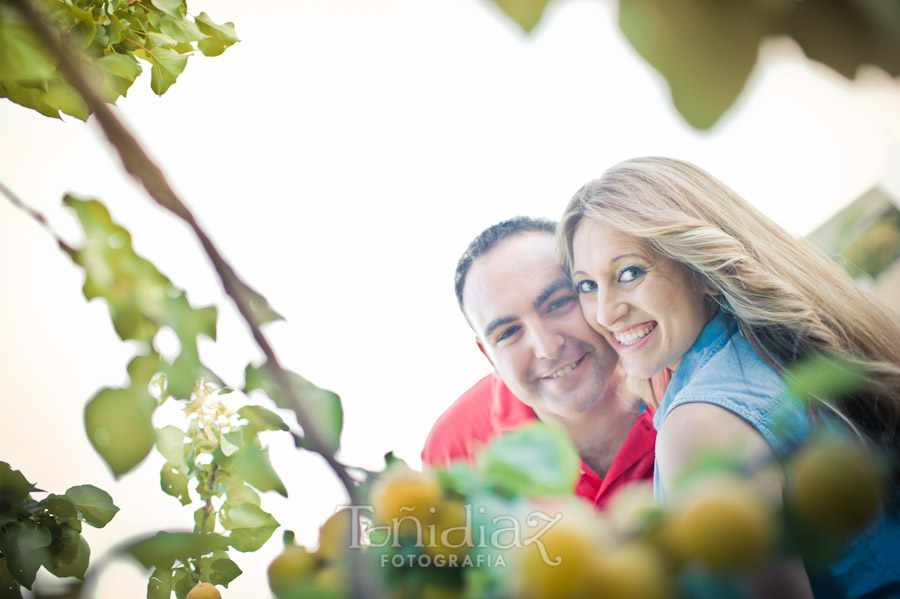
xmin=475 ymin=337 xmax=497 ymax=371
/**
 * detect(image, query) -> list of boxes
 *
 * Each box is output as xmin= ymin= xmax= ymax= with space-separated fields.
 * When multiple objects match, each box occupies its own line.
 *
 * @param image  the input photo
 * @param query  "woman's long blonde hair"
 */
xmin=557 ymin=157 xmax=900 ymax=453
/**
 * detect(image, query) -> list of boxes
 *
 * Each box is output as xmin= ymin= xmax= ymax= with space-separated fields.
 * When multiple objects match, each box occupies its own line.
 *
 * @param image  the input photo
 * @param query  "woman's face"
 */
xmin=570 ymin=218 xmax=712 ymax=378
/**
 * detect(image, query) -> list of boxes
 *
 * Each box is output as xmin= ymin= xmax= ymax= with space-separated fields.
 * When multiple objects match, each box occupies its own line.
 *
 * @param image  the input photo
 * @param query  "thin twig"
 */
xmin=0 ymin=179 xmax=76 ymax=254
xmin=6 ymin=2 xmax=372 ymax=597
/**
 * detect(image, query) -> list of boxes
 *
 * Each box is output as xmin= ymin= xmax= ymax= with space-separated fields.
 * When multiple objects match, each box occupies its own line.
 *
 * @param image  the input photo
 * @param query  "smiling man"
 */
xmin=422 ymin=217 xmax=664 ymax=507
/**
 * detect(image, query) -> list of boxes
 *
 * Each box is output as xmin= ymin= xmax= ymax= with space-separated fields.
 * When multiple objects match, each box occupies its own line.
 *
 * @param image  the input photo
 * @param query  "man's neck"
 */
xmin=535 ymin=376 xmax=651 ymax=477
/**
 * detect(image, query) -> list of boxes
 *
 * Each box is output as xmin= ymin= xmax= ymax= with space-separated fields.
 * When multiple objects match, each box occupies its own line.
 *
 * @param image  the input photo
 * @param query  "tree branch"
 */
xmin=6 ymin=3 xmax=372 ymax=596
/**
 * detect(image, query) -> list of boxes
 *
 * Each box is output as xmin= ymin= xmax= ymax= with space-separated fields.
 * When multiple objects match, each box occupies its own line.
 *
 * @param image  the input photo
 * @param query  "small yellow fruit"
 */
xmin=186 ymin=582 xmax=221 ymax=599
xmin=789 ymin=437 xmax=885 ymax=537
xmin=314 ymin=565 xmax=349 ymax=597
xmin=595 ymin=541 xmax=673 ymax=599
xmin=512 ymin=513 xmax=610 ymax=599
xmin=423 ymin=499 xmax=470 ymax=560
xmin=267 ymin=545 xmax=318 ymax=598
xmin=319 ymin=509 xmax=354 ymax=562
xmin=668 ymin=476 xmax=776 ymax=571
xmin=370 ymin=466 xmax=441 ymax=535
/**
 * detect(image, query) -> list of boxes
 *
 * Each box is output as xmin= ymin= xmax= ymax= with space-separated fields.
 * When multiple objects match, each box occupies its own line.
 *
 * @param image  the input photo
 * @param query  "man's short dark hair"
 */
xmin=454 ymin=216 xmax=557 ymax=313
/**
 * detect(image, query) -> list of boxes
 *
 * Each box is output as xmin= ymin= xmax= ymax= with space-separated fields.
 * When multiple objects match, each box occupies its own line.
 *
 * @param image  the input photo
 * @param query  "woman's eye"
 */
xmin=618 ymin=266 xmax=645 ymax=283
xmin=575 ymin=280 xmax=597 ymax=294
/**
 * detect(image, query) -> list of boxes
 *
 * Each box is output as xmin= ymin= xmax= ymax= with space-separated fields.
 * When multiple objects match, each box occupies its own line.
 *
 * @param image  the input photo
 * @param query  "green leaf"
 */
xmin=618 ymin=0 xmax=772 ymax=129
xmin=0 ymin=462 xmax=40 ymax=507
xmin=161 ymin=463 xmax=192 ymax=506
xmin=2 ymin=81 xmax=62 ymax=119
xmin=220 ymin=502 xmax=278 ymax=552
xmin=235 ymin=447 xmax=287 ymax=497
xmin=43 ymin=77 xmax=89 ymax=121
xmin=785 ymin=353 xmax=867 ymax=401
xmin=156 ymin=425 xmax=189 ymax=471
xmin=237 ymin=405 xmax=289 ymax=435
xmin=0 ymin=9 xmax=56 ymax=80
xmin=194 ymin=12 xmax=239 ymax=44
xmin=0 ymin=556 xmax=23 ymax=599
xmin=205 ymin=556 xmax=242 ymax=587
xmin=158 ymin=14 xmax=206 ymax=43
xmin=490 ymin=0 xmax=550 ymax=32
xmin=41 ymin=494 xmax=80 ymax=526
xmin=148 ymin=566 xmax=174 ymax=599
xmin=97 ymin=52 xmax=142 ymax=82
xmin=475 ymin=420 xmax=580 ymax=497
xmin=148 ymin=46 xmax=189 ymax=95
xmin=193 ymin=506 xmax=216 ymax=534
xmin=65 ymin=485 xmax=119 ymax=528
xmin=150 ymin=0 xmax=185 ymax=18
xmin=0 ymin=521 xmax=52 ymax=589
xmin=245 ymin=363 xmax=343 ymax=454
xmin=232 ymin=447 xmax=287 ymax=497
xmin=240 ymin=284 xmax=284 ymax=325
xmin=63 ymin=1 xmax=97 ymax=49
xmin=126 ymin=532 xmax=230 ymax=569
xmin=224 ymin=483 xmax=260 ymax=508
xmin=45 ymin=535 xmax=90 ymax=580
xmin=84 ymin=385 xmax=157 ymax=477
xmin=171 ymin=565 xmax=197 ymax=599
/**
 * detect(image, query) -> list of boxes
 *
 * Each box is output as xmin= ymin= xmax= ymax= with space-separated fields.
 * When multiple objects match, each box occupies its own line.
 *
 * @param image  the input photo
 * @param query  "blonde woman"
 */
xmin=557 ymin=157 xmax=900 ymax=599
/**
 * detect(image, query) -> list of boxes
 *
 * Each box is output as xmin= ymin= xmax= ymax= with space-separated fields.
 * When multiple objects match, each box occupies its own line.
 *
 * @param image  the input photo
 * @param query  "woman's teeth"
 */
xmin=614 ymin=324 xmax=656 ymax=346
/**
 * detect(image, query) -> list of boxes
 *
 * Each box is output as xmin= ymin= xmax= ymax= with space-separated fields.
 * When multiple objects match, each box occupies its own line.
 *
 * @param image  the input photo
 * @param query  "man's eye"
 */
xmin=575 ymin=280 xmax=597 ymax=294
xmin=547 ymin=296 xmax=575 ymax=312
xmin=497 ymin=326 xmax=519 ymax=343
xmin=618 ymin=266 xmax=645 ymax=283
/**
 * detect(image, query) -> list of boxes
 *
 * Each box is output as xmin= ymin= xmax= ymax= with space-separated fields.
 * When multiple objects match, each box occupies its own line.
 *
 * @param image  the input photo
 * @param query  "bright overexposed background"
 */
xmin=2 ymin=0 xmax=900 ymax=596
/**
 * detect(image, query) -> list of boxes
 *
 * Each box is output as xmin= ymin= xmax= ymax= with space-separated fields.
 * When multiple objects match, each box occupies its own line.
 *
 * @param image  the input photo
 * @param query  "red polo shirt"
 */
xmin=421 ymin=372 xmax=668 ymax=508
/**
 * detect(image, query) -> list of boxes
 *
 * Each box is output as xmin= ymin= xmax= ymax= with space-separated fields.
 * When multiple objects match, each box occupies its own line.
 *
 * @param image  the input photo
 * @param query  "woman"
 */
xmin=556 ymin=157 xmax=900 ymax=598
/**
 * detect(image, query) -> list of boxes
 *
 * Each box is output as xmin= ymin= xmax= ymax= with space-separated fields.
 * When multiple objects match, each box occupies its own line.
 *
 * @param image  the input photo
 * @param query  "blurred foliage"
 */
xmin=491 ymin=0 xmax=900 ymax=128
xmin=0 ymin=0 xmax=237 ymax=120
xmin=0 ymin=463 xmax=118 ymax=599
xmin=842 ymin=209 xmax=900 ymax=279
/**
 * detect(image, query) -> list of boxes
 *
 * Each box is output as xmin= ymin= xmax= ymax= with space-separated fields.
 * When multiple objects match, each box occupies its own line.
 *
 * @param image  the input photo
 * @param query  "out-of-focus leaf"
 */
xmin=490 ymin=0 xmax=550 ymax=32
xmin=64 ymin=485 xmax=119 ymax=528
xmin=161 ymin=463 xmax=191 ymax=506
xmin=0 ymin=462 xmax=41 ymax=507
xmin=0 ymin=556 xmax=24 ymax=599
xmin=40 ymin=494 xmax=80 ymax=528
xmin=202 ymin=556 xmax=242 ymax=587
xmin=619 ymin=0 xmax=773 ymax=129
xmin=158 ymin=14 xmax=205 ymax=43
xmin=44 ymin=535 xmax=89 ymax=580
xmin=0 ymin=521 xmax=52 ymax=589
xmin=126 ymin=532 xmax=230 ymax=569
xmin=194 ymin=12 xmax=239 ymax=44
xmin=84 ymin=385 xmax=157 ymax=477
xmin=475 ymin=420 xmax=580 ymax=497
xmin=245 ymin=363 xmax=343 ymax=454
xmin=0 ymin=9 xmax=56 ymax=80
xmin=148 ymin=566 xmax=174 ymax=599
xmin=156 ymin=426 xmax=189 ymax=472
xmin=64 ymin=197 xmax=217 ymax=399
xmin=237 ymin=405 xmax=289 ymax=435
xmin=150 ymin=0 xmax=185 ymax=18
xmin=787 ymin=0 xmax=900 ymax=79
xmin=220 ymin=502 xmax=278 ymax=552
xmin=785 ymin=353 xmax=867 ymax=401
xmin=233 ymin=447 xmax=287 ymax=497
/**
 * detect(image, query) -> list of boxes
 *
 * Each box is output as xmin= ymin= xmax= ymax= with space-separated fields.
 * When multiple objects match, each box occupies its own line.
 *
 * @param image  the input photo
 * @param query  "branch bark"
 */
xmin=6 ymin=2 xmax=372 ymax=596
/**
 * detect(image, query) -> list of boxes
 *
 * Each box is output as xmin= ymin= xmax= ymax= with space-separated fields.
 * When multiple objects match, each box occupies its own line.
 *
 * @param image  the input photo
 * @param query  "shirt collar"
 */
xmin=654 ymin=311 xmax=736 ymax=428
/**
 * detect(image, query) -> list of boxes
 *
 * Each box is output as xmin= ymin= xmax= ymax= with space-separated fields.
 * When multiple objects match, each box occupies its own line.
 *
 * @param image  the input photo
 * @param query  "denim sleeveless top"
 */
xmin=652 ymin=312 xmax=900 ymax=598
xmin=652 ymin=312 xmax=808 ymax=503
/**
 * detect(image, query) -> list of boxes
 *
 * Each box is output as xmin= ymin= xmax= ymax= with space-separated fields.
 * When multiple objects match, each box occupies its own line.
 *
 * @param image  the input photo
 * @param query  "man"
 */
xmin=422 ymin=217 xmax=666 ymax=507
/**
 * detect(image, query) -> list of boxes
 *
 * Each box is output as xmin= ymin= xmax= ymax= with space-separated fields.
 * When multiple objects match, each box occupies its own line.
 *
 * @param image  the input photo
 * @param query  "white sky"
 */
xmin=2 ymin=0 xmax=900 ymax=596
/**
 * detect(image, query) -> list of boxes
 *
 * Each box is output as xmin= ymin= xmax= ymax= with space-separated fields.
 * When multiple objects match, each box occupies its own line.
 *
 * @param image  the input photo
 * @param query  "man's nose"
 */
xmin=531 ymin=327 xmax=565 ymax=360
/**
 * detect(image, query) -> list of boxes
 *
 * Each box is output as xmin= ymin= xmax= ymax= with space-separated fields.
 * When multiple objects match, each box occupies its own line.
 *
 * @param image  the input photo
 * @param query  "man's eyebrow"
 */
xmin=534 ymin=279 xmax=572 ymax=309
xmin=484 ymin=316 xmax=516 ymax=339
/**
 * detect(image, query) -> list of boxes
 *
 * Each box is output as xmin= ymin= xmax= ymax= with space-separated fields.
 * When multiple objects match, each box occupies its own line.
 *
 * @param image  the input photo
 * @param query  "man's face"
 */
xmin=462 ymin=232 xmax=620 ymax=419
